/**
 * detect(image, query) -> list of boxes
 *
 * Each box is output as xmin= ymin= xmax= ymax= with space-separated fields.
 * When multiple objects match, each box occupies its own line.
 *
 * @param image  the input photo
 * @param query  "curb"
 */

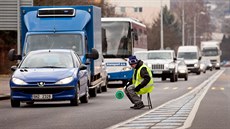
xmin=0 ymin=74 xmax=11 ymax=78
xmin=0 ymin=94 xmax=10 ymax=100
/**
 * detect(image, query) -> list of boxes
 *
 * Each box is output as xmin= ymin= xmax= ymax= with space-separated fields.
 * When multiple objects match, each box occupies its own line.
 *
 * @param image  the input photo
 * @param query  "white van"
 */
xmin=177 ymin=46 xmax=201 ymax=75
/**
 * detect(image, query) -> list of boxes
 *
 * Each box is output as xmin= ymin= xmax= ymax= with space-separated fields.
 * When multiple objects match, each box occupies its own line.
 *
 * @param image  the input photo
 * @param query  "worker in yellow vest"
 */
xmin=124 ymin=55 xmax=154 ymax=109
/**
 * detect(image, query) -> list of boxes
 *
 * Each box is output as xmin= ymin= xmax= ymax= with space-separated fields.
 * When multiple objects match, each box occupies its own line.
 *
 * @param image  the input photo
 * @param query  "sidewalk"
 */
xmin=0 ymin=75 xmax=10 ymax=100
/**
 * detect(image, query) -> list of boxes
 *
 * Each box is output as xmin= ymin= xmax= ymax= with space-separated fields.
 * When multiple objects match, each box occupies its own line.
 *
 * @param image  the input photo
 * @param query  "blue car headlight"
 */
xmin=12 ymin=78 xmax=28 ymax=85
xmin=55 ymin=76 xmax=73 ymax=85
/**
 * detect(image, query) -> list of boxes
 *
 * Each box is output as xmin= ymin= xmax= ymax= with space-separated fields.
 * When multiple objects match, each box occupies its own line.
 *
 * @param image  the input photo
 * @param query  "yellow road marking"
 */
xmin=173 ymin=87 xmax=178 ymax=90
xmin=164 ymin=87 xmax=169 ymax=90
xmin=188 ymin=87 xmax=193 ymax=90
xmin=210 ymin=87 xmax=225 ymax=90
xmin=211 ymin=87 xmax=216 ymax=90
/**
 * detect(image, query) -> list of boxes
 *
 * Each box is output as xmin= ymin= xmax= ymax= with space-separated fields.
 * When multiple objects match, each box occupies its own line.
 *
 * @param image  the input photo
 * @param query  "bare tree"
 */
xmin=171 ymin=0 xmax=212 ymax=46
xmin=147 ymin=6 xmax=181 ymax=51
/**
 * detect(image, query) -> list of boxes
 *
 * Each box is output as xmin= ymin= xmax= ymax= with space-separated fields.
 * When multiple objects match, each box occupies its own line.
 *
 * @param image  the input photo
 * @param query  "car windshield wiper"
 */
xmin=104 ymin=54 xmax=117 ymax=58
xmin=39 ymin=66 xmax=66 ymax=68
xmin=20 ymin=67 xmax=29 ymax=69
xmin=150 ymin=57 xmax=161 ymax=59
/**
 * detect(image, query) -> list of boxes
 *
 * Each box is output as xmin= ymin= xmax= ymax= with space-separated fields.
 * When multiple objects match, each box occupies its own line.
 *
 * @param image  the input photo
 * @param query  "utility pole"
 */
xmin=160 ymin=0 xmax=164 ymax=50
xmin=182 ymin=0 xmax=185 ymax=46
xmin=17 ymin=0 xmax=20 ymax=55
xmin=194 ymin=12 xmax=205 ymax=45
xmin=194 ymin=14 xmax=196 ymax=45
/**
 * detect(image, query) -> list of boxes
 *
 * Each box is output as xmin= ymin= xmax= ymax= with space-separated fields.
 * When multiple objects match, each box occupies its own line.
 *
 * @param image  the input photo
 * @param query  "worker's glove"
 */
xmin=134 ymin=86 xmax=141 ymax=92
xmin=124 ymin=81 xmax=130 ymax=88
xmin=123 ymin=82 xmax=129 ymax=89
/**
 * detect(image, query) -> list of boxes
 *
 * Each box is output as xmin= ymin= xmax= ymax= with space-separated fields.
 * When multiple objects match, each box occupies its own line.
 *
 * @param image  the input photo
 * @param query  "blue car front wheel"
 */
xmin=70 ymin=84 xmax=79 ymax=106
xmin=11 ymin=98 xmax=20 ymax=107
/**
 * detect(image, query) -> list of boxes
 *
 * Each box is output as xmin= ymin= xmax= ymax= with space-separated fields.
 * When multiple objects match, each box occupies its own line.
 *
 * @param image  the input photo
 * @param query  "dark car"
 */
xmin=10 ymin=49 xmax=89 ymax=107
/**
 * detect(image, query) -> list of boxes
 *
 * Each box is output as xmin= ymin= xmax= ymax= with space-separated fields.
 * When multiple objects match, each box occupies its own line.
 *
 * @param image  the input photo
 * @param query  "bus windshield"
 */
xmin=24 ymin=34 xmax=83 ymax=56
xmin=102 ymin=22 xmax=132 ymax=58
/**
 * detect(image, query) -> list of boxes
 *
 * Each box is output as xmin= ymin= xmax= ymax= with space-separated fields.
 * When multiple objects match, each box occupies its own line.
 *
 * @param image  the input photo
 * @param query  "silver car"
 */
xmin=177 ymin=58 xmax=188 ymax=81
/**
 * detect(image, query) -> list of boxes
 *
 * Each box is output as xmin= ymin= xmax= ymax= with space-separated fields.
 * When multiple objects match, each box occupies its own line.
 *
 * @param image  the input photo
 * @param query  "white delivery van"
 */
xmin=177 ymin=46 xmax=201 ymax=75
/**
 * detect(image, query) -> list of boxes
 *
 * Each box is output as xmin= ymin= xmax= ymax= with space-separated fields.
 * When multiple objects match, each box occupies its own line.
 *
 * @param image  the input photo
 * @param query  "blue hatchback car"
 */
xmin=10 ymin=49 xmax=89 ymax=107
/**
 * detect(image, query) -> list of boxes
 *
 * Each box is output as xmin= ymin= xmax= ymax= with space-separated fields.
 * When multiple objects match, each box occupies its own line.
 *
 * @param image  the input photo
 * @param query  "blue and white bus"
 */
xmin=101 ymin=17 xmax=148 ymax=85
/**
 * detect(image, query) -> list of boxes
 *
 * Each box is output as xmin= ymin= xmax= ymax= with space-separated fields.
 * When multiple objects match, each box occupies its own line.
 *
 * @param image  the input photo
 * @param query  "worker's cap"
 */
xmin=128 ymin=56 xmax=138 ymax=65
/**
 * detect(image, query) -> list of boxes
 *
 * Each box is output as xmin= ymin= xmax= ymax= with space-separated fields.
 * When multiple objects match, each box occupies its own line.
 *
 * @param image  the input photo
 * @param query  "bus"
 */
xmin=101 ymin=17 xmax=148 ymax=85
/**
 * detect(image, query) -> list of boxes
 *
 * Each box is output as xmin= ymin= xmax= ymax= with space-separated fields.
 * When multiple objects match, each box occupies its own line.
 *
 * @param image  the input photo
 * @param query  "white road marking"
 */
xmin=178 ymin=69 xmax=224 ymax=129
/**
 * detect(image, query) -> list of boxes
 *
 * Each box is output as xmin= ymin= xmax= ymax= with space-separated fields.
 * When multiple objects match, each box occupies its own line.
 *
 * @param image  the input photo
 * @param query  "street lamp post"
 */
xmin=160 ymin=0 xmax=164 ymax=50
xmin=193 ymin=12 xmax=205 ymax=45
xmin=193 ymin=15 xmax=197 ymax=45
xmin=182 ymin=0 xmax=185 ymax=46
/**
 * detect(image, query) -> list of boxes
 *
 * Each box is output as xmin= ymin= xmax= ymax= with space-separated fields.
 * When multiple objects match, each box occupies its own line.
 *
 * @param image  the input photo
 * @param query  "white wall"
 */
xmin=105 ymin=0 xmax=170 ymax=26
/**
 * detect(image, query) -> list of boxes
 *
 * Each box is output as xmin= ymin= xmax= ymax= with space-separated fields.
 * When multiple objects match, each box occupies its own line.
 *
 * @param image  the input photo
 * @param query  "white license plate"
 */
xmin=32 ymin=94 xmax=52 ymax=100
xmin=153 ymin=71 xmax=162 ymax=74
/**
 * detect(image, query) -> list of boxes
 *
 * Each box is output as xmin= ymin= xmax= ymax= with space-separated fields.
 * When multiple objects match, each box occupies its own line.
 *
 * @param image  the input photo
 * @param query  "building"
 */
xmin=104 ymin=0 xmax=170 ymax=26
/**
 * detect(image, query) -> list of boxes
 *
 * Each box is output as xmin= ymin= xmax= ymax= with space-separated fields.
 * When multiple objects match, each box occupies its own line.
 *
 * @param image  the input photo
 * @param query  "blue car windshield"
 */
xmin=25 ymin=34 xmax=83 ymax=56
xmin=20 ymin=52 xmax=74 ymax=68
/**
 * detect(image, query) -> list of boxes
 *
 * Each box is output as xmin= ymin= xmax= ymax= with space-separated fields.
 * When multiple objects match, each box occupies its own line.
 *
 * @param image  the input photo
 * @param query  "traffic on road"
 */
xmin=0 ymin=67 xmax=229 ymax=129
xmin=1 ymin=1 xmax=230 ymax=129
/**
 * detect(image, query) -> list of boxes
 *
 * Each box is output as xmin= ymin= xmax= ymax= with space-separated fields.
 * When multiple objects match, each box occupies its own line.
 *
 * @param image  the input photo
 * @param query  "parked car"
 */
xmin=176 ymin=58 xmax=188 ymax=81
xmin=9 ymin=49 xmax=89 ymax=107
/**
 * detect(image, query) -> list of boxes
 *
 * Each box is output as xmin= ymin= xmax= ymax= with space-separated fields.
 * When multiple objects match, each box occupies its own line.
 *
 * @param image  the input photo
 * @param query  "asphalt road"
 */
xmin=0 ymin=69 xmax=225 ymax=129
xmin=188 ymin=68 xmax=230 ymax=129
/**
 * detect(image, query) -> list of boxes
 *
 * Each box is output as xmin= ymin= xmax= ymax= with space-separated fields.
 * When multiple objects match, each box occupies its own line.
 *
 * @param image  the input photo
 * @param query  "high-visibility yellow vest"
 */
xmin=132 ymin=64 xmax=154 ymax=95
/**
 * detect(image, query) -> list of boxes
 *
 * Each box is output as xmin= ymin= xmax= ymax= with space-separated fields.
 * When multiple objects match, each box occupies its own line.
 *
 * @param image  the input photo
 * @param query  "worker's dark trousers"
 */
xmin=124 ymin=85 xmax=142 ymax=105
